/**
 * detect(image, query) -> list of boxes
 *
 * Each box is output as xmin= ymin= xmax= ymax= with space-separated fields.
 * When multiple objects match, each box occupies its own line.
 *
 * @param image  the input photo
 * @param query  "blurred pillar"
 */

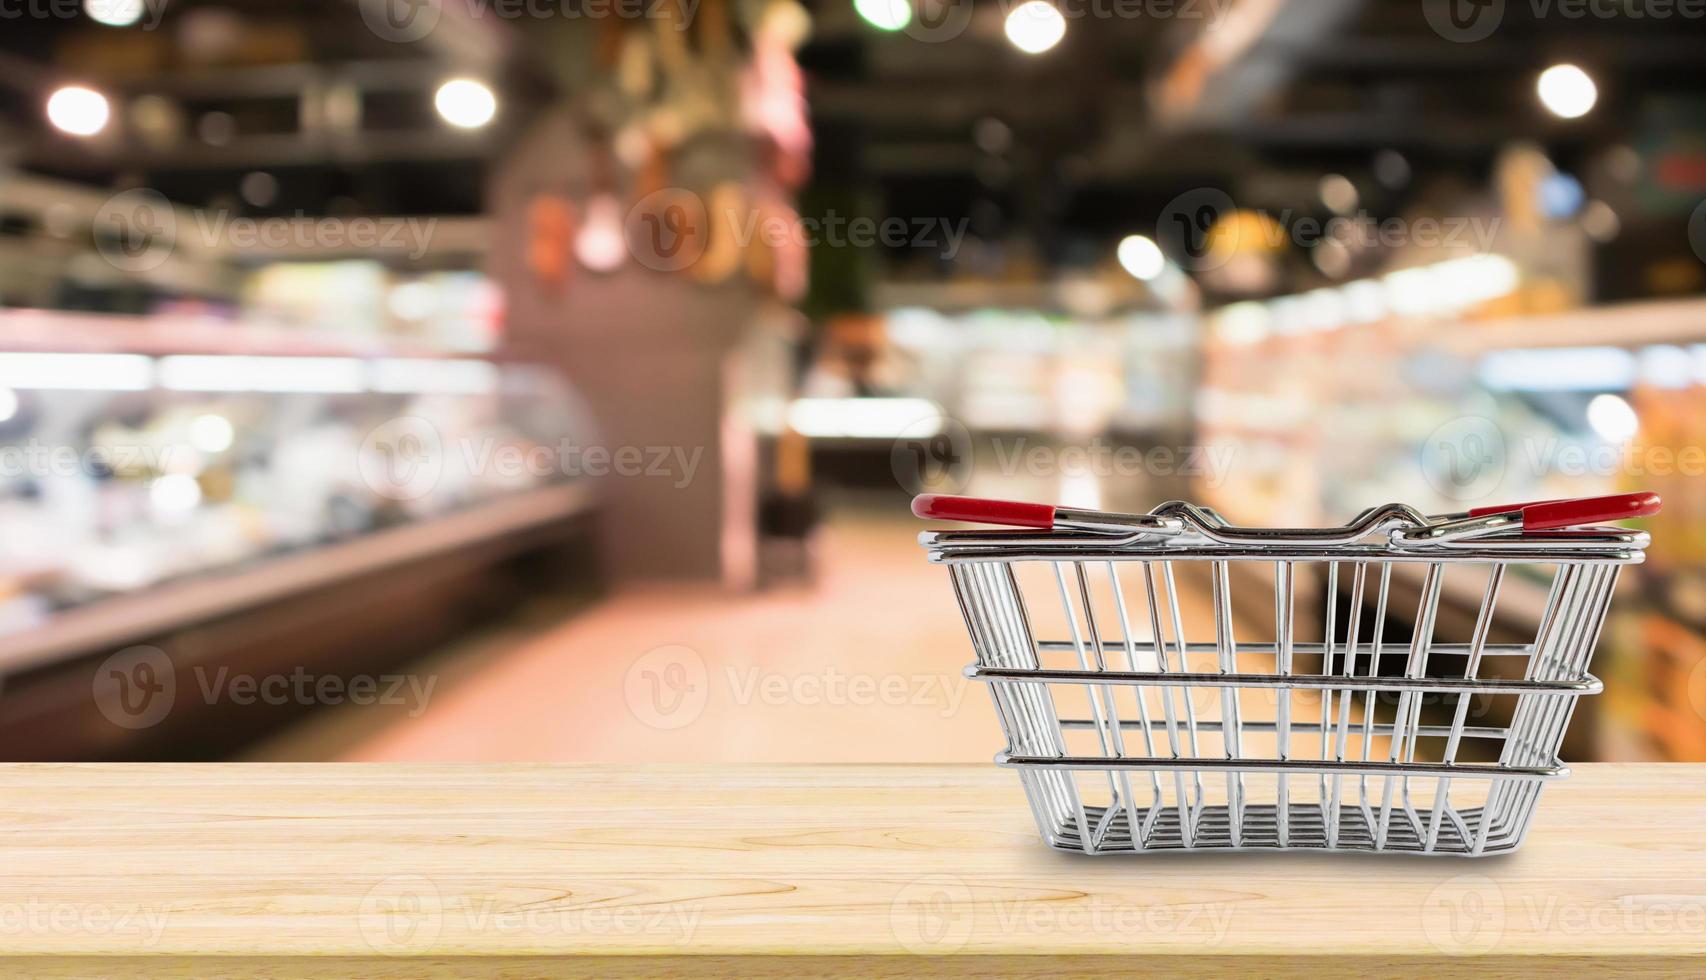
xmin=491 ymin=111 xmax=762 ymax=587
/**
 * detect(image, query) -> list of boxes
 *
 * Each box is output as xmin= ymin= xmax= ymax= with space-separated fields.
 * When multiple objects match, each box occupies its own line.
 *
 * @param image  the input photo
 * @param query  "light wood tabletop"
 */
xmin=0 ymin=763 xmax=1702 ymax=977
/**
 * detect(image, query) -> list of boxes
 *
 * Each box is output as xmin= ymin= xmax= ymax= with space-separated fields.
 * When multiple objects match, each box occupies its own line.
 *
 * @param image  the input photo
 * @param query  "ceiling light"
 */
xmin=1586 ymin=393 xmax=1638 ymax=443
xmin=46 ymin=86 xmax=111 ymax=137
xmin=189 ymin=414 xmax=235 ymax=454
xmin=1004 ymin=2 xmax=1066 ymax=55
xmin=85 ymin=0 xmax=144 ymax=26
xmin=434 ymin=79 xmax=497 ymax=129
xmin=1318 ymin=174 xmax=1358 ymax=214
xmin=1538 ymin=64 xmax=1597 ymax=119
xmin=1116 ymin=234 xmax=1166 ymax=281
xmin=853 ymin=0 xmax=910 ymax=31
xmin=0 ymin=353 xmax=151 ymax=390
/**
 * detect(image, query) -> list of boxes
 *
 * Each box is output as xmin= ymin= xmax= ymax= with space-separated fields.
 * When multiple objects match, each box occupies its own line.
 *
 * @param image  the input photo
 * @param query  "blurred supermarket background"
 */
xmin=0 ymin=0 xmax=1701 ymax=762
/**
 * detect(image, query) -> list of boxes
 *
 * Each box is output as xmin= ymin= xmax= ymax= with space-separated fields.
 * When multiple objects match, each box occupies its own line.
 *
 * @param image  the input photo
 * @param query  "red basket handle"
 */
xmin=1467 ymin=492 xmax=1661 ymax=531
xmin=911 ymin=494 xmax=1057 ymax=528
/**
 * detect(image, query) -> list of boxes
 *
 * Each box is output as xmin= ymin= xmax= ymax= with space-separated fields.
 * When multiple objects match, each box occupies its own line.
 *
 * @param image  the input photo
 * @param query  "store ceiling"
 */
xmin=0 ymin=0 xmax=542 ymax=215
xmin=1 ymin=0 xmax=1704 ymax=250
xmin=800 ymin=0 xmax=1706 ymax=252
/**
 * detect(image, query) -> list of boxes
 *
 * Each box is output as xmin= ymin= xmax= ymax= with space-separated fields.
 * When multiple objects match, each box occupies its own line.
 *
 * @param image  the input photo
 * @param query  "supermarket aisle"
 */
xmin=249 ymin=507 xmax=993 ymax=762
xmin=249 ymin=503 xmax=1241 ymax=763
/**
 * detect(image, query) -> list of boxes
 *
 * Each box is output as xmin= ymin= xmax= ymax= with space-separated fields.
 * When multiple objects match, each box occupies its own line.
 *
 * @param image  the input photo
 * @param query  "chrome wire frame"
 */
xmin=926 ymin=504 xmax=1645 ymax=856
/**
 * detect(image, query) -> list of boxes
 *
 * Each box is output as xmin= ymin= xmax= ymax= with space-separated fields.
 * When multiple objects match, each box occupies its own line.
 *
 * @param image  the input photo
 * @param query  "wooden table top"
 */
xmin=0 ymin=763 xmax=1702 ymax=977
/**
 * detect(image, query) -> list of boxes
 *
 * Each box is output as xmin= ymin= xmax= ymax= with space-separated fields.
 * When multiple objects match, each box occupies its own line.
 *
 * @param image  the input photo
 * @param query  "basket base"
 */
xmin=1049 ymin=802 xmax=1524 ymax=856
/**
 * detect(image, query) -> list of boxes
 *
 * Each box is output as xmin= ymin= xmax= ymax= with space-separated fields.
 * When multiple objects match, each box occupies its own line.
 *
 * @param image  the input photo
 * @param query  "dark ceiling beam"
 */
xmin=98 ymin=59 xmax=460 ymax=100
xmin=20 ymin=126 xmax=503 ymax=171
xmin=809 ymin=80 xmax=1148 ymax=125
xmin=1197 ymin=111 xmax=1619 ymax=149
xmin=1251 ymin=33 xmax=1706 ymax=72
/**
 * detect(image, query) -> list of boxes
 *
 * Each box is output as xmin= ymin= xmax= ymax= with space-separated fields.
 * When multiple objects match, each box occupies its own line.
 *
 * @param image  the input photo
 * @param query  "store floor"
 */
xmin=245 ymin=504 xmax=1319 ymax=764
xmin=246 ymin=505 xmax=1002 ymax=762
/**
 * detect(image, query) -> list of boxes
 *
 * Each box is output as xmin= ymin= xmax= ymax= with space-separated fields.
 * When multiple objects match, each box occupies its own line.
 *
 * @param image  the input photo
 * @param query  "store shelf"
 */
xmin=0 ymin=484 xmax=594 ymax=674
xmin=0 ymin=763 xmax=1703 ymax=975
xmin=0 ymin=309 xmax=490 ymax=359
xmin=1436 ymin=297 xmax=1706 ymax=355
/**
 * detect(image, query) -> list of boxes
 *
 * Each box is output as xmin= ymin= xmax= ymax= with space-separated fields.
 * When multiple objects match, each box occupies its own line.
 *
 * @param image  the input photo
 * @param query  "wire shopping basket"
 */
xmin=916 ymin=491 xmax=1661 ymax=856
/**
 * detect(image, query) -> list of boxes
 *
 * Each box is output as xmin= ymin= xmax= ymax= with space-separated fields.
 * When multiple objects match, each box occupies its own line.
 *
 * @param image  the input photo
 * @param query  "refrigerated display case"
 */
xmin=0 ymin=312 xmax=600 ymax=757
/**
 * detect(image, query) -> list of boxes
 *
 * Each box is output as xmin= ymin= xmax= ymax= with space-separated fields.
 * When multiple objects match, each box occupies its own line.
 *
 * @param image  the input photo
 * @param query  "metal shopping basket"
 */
xmin=916 ymin=492 xmax=1661 ymax=856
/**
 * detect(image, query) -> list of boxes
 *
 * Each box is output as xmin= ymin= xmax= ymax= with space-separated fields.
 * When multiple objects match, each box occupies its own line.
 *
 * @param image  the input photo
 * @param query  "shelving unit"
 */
xmin=1197 ymin=294 xmax=1706 ymax=760
xmin=0 ymin=483 xmax=593 ymax=674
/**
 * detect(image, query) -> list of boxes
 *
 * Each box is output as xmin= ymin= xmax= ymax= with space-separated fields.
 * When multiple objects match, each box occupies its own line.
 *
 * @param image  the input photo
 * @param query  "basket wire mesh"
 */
xmin=919 ymin=495 xmax=1655 ymax=856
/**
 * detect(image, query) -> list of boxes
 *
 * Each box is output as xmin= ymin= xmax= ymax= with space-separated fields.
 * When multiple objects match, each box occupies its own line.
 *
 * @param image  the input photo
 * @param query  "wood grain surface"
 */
xmin=0 ymin=763 xmax=1701 ymax=977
